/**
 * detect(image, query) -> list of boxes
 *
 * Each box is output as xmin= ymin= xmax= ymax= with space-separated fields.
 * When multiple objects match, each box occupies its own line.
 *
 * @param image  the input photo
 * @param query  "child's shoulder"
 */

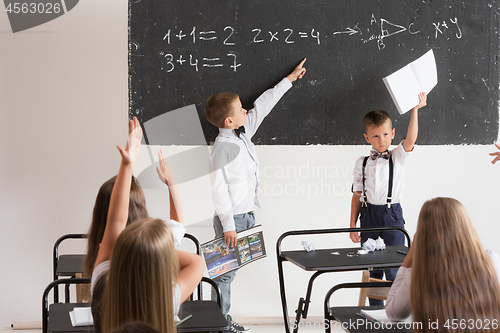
xmin=210 ymin=137 xmax=241 ymax=159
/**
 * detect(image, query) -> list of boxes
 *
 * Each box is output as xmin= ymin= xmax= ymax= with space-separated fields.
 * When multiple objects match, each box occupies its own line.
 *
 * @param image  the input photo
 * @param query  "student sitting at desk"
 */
xmin=91 ymin=117 xmax=205 ymax=333
xmin=386 ymin=197 xmax=500 ymax=330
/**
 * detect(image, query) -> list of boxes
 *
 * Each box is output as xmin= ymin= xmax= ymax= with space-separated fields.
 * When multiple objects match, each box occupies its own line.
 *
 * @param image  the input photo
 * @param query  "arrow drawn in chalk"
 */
xmin=333 ymin=24 xmax=360 ymax=36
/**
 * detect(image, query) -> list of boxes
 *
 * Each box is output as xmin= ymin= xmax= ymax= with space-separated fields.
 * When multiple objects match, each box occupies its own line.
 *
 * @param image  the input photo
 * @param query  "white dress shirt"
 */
xmin=209 ymin=78 xmax=293 ymax=232
xmin=352 ymin=140 xmax=411 ymax=205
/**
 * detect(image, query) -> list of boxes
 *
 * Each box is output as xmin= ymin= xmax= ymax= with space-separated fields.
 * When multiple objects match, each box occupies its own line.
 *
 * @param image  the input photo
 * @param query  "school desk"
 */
xmin=276 ymin=227 xmax=411 ymax=333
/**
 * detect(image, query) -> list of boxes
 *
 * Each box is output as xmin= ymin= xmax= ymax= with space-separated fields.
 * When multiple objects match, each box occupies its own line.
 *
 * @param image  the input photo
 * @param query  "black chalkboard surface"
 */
xmin=129 ymin=0 xmax=499 ymax=146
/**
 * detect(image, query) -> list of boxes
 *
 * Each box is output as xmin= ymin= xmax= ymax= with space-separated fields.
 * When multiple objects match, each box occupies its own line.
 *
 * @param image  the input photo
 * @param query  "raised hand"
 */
xmin=489 ymin=143 xmax=500 ymax=164
xmin=287 ymin=58 xmax=307 ymax=82
xmin=156 ymin=149 xmax=176 ymax=186
xmin=117 ymin=117 xmax=143 ymax=164
xmin=415 ymin=92 xmax=427 ymax=109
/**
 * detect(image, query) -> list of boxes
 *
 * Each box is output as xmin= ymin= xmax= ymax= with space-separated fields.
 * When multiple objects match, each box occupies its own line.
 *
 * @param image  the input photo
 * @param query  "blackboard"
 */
xmin=129 ymin=0 xmax=499 ymax=146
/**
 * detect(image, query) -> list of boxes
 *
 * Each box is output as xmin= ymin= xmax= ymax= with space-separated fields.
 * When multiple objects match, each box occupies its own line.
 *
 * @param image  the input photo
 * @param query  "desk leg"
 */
xmin=277 ymin=256 xmax=291 ymax=333
xmin=293 ymin=298 xmax=306 ymax=333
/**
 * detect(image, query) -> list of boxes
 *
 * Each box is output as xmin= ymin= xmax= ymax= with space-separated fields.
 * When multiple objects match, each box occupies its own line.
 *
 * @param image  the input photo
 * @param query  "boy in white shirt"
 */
xmin=205 ymin=58 xmax=306 ymax=332
xmin=349 ymin=92 xmax=427 ymax=306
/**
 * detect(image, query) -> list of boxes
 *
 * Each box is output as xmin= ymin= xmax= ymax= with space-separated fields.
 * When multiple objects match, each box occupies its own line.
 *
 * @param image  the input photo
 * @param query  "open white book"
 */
xmin=69 ymin=307 xmax=93 ymax=326
xmin=383 ymin=49 xmax=437 ymax=114
xmin=360 ymin=309 xmax=412 ymax=324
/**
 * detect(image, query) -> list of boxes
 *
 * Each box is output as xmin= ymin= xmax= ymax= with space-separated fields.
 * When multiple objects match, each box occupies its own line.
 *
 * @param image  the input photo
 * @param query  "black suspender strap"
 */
xmin=361 ymin=154 xmax=394 ymax=208
xmin=387 ymin=156 xmax=393 ymax=208
xmin=361 ymin=156 xmax=369 ymax=207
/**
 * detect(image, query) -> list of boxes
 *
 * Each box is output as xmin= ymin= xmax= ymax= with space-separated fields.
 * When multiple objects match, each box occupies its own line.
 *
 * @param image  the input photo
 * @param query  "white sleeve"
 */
xmin=386 ymin=267 xmax=412 ymax=322
xmin=173 ymin=283 xmax=181 ymax=322
xmin=245 ymin=78 xmax=292 ymax=138
xmin=486 ymin=249 xmax=500 ymax=285
xmin=352 ymin=157 xmax=365 ymax=193
xmin=166 ymin=220 xmax=186 ymax=248
xmin=209 ymin=145 xmax=236 ymax=232
xmin=90 ymin=260 xmax=110 ymax=295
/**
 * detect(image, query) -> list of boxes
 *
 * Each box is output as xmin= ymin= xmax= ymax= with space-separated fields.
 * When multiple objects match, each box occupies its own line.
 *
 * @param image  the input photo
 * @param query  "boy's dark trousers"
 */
xmin=359 ymin=202 xmax=405 ymax=306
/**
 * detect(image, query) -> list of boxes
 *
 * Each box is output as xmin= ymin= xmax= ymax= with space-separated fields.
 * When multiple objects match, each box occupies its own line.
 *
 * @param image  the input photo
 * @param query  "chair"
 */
xmin=324 ymin=281 xmax=394 ymax=333
xmin=42 ymin=278 xmax=93 ymax=333
xmin=44 ymin=233 xmax=227 ymax=333
xmin=357 ymin=270 xmax=392 ymax=306
xmin=53 ymin=234 xmax=88 ymax=303
xmin=42 ymin=277 xmax=226 ymax=333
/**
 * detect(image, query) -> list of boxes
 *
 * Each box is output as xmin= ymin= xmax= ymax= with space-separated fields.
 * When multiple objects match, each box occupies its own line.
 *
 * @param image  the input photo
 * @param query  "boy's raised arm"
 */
xmin=94 ymin=117 xmax=143 ymax=268
xmin=403 ymin=92 xmax=427 ymax=152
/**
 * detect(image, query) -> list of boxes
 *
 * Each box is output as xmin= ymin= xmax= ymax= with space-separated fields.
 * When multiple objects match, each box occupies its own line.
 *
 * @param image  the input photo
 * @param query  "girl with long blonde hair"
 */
xmin=386 ymin=197 xmax=500 ymax=332
xmin=91 ymin=117 xmax=205 ymax=333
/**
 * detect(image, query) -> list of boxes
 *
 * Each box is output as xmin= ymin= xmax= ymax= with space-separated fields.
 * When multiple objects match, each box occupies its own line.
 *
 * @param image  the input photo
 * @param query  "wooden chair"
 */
xmin=357 ymin=270 xmax=392 ymax=306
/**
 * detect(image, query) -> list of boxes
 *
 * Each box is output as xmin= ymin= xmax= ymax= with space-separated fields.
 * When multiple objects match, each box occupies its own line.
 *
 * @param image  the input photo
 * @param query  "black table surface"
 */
xmin=281 ymin=245 xmax=409 ymax=271
xmin=56 ymin=255 xmax=86 ymax=276
xmin=330 ymin=306 xmax=413 ymax=333
xmin=47 ymin=301 xmax=227 ymax=332
xmin=178 ymin=300 xmax=228 ymax=332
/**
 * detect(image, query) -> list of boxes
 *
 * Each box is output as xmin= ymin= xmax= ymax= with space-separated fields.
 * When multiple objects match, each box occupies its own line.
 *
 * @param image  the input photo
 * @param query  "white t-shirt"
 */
xmin=386 ymin=249 xmax=500 ymax=321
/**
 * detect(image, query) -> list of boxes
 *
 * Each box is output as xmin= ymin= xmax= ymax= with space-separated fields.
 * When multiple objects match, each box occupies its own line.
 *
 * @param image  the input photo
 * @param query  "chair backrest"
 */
xmin=53 ymin=234 xmax=88 ymax=303
xmin=358 ymin=270 xmax=392 ymax=306
xmin=42 ymin=278 xmax=92 ymax=333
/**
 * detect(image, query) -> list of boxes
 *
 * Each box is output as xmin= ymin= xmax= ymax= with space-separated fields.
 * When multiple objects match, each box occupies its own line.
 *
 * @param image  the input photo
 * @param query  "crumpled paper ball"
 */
xmin=362 ymin=237 xmax=386 ymax=252
xmin=302 ymin=240 xmax=316 ymax=252
xmin=362 ymin=238 xmax=377 ymax=252
xmin=374 ymin=236 xmax=386 ymax=250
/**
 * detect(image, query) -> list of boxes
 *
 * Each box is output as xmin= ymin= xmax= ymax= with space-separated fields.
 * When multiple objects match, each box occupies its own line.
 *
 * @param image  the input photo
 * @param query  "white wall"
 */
xmin=1 ymin=1 xmax=499 ymax=328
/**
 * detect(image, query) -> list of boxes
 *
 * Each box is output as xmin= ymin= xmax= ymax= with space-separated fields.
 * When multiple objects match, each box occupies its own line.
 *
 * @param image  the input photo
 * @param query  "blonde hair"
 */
xmin=411 ymin=197 xmax=500 ymax=332
xmin=102 ymin=218 xmax=179 ymax=333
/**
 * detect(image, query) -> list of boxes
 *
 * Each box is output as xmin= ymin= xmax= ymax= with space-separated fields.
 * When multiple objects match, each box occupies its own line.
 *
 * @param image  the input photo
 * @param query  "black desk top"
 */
xmin=48 ymin=303 xmax=94 ymax=333
xmin=47 ymin=301 xmax=227 ymax=333
xmin=330 ymin=306 xmax=413 ymax=333
xmin=281 ymin=245 xmax=409 ymax=271
xmin=178 ymin=300 xmax=228 ymax=332
xmin=56 ymin=254 xmax=86 ymax=276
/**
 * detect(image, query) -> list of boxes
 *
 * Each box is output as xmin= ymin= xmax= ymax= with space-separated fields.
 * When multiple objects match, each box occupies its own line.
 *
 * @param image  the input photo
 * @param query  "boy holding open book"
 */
xmin=349 ymin=92 xmax=427 ymax=306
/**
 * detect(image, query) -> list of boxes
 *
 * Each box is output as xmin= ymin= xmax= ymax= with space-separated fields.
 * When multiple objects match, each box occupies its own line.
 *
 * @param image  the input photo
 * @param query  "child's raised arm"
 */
xmin=94 ymin=117 xmax=143 ymax=269
xmin=403 ymin=92 xmax=427 ymax=152
xmin=156 ymin=149 xmax=183 ymax=224
xmin=489 ymin=143 xmax=500 ymax=164
xmin=286 ymin=58 xmax=307 ymax=83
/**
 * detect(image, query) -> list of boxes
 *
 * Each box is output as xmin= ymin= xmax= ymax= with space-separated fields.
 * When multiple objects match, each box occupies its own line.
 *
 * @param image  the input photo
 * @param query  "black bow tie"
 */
xmin=370 ymin=149 xmax=390 ymax=160
xmin=234 ymin=126 xmax=246 ymax=137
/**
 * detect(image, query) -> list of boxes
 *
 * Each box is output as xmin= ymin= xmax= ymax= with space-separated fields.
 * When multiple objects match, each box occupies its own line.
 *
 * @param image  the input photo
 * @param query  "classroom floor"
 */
xmin=0 ymin=323 xmax=345 ymax=333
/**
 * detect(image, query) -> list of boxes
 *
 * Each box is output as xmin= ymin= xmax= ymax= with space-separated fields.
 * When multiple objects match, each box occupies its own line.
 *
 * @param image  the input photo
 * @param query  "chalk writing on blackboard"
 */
xmin=156 ymin=15 xmax=463 ymax=74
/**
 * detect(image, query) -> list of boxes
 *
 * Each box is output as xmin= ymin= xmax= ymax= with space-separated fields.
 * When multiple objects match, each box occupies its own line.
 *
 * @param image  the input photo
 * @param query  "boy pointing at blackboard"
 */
xmin=205 ymin=58 xmax=306 ymax=332
xmin=349 ymin=92 xmax=427 ymax=306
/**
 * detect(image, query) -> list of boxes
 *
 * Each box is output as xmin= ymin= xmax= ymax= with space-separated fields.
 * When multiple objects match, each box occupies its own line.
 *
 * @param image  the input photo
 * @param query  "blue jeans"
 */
xmin=212 ymin=212 xmax=256 ymax=317
xmin=359 ymin=203 xmax=405 ymax=306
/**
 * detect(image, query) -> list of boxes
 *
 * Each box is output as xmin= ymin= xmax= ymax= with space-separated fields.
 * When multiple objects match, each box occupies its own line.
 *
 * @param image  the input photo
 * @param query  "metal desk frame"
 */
xmin=276 ymin=227 xmax=411 ymax=333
